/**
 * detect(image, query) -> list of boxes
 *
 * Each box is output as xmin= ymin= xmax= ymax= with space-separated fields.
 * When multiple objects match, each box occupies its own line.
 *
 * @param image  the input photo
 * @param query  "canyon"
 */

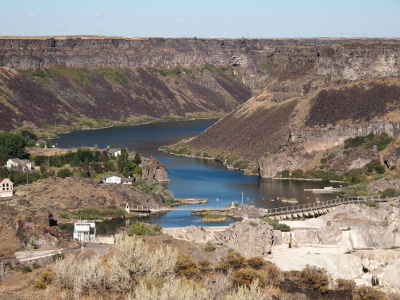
xmin=1 ymin=36 xmax=400 ymax=176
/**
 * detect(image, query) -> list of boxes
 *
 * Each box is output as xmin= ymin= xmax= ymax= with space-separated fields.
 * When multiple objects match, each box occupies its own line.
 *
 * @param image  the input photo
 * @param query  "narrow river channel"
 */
xmin=55 ymin=119 xmax=340 ymax=228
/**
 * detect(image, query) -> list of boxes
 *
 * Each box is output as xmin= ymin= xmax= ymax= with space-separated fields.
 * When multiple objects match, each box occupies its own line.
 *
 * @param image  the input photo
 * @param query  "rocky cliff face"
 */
xmin=1 ymin=37 xmax=396 ymax=135
xmin=183 ymin=42 xmax=400 ymax=177
xmin=140 ymin=156 xmax=168 ymax=182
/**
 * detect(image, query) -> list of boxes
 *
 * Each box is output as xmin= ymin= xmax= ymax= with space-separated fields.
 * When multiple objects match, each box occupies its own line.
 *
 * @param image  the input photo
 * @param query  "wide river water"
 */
xmin=55 ymin=119 xmax=340 ymax=229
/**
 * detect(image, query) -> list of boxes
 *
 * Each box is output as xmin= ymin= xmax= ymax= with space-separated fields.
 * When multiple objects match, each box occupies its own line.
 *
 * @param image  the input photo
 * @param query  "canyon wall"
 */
xmin=184 ymin=42 xmax=400 ymax=177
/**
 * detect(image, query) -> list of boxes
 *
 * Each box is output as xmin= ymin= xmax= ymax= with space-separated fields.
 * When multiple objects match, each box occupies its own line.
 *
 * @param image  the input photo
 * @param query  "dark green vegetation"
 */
xmin=276 ymin=133 xmax=396 ymax=189
xmin=0 ymin=131 xmax=29 ymax=165
xmin=31 ymin=147 xmax=141 ymax=180
xmin=344 ymin=133 xmax=394 ymax=151
xmin=133 ymin=179 xmax=174 ymax=205
xmin=76 ymin=206 xmax=124 ymax=220
xmin=261 ymin=217 xmax=291 ymax=232
xmin=128 ymin=221 xmax=162 ymax=236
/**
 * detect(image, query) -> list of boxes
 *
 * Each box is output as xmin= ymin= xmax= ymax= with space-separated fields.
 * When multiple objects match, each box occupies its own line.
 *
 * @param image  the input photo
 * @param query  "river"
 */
xmin=55 ymin=119 xmax=340 ymax=228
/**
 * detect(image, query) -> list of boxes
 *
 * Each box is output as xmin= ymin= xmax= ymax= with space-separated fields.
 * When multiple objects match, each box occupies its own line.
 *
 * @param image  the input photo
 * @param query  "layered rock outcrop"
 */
xmin=140 ymin=156 xmax=168 ymax=182
xmin=162 ymin=219 xmax=274 ymax=257
xmin=214 ymin=219 xmax=274 ymax=257
xmin=273 ymin=202 xmax=400 ymax=291
xmin=183 ymin=42 xmax=400 ymax=177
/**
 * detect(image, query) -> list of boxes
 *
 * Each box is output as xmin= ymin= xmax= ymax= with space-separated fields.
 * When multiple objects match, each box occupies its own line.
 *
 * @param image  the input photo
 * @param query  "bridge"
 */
xmin=126 ymin=195 xmax=392 ymax=219
xmin=262 ymin=195 xmax=388 ymax=220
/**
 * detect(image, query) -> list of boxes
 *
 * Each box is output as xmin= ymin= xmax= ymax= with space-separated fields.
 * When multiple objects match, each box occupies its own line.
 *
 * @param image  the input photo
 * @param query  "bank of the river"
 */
xmin=33 ymin=113 xmax=226 ymax=138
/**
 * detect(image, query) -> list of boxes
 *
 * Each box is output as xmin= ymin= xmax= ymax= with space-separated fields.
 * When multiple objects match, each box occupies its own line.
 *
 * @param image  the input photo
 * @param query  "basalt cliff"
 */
xmin=0 ymin=36 xmax=394 ymax=134
xmin=183 ymin=41 xmax=400 ymax=177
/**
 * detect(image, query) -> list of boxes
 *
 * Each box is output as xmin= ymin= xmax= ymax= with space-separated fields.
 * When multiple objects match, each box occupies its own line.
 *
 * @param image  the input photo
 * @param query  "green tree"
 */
xmin=117 ymin=147 xmax=130 ymax=177
xmin=0 ymin=132 xmax=28 ymax=165
xmin=57 ymin=168 xmax=73 ymax=178
xmin=46 ymin=140 xmax=52 ymax=148
xmin=134 ymin=152 xmax=141 ymax=165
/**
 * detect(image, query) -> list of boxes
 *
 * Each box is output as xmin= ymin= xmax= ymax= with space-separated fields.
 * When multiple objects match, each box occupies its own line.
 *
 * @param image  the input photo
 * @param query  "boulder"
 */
xmin=289 ymin=227 xmax=343 ymax=247
xmin=268 ymin=249 xmax=363 ymax=280
xmin=214 ymin=219 xmax=274 ymax=257
xmin=140 ymin=156 xmax=168 ymax=182
xmin=162 ymin=225 xmax=215 ymax=243
xmin=380 ymin=262 xmax=400 ymax=289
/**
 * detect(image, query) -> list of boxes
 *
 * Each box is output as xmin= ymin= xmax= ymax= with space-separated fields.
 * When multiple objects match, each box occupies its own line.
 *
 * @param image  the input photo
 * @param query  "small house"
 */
xmin=0 ymin=178 xmax=13 ymax=197
xmin=73 ymin=220 xmax=96 ymax=241
xmin=101 ymin=175 xmax=122 ymax=184
xmin=121 ymin=177 xmax=134 ymax=185
xmin=5 ymin=158 xmax=32 ymax=173
xmin=107 ymin=148 xmax=121 ymax=157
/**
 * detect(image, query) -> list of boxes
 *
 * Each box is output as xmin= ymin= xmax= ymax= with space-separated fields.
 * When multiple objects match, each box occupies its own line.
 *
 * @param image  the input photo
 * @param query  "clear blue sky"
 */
xmin=1 ymin=0 xmax=399 ymax=38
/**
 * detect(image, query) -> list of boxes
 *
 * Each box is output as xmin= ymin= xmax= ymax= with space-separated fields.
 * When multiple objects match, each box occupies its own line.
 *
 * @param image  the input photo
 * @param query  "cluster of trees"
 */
xmin=31 ymin=147 xmax=142 ymax=180
xmin=0 ymin=131 xmax=29 ymax=166
xmin=0 ymin=135 xmax=143 ymax=185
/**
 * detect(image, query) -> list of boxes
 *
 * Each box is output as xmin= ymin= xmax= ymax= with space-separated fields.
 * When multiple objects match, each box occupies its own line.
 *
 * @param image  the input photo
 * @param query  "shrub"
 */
xmin=353 ymin=286 xmax=387 ymax=300
xmin=225 ymin=280 xmax=264 ymax=300
xmin=374 ymin=164 xmax=386 ymax=174
xmin=320 ymin=157 xmax=328 ymax=164
xmin=232 ymin=268 xmax=265 ymax=287
xmin=336 ymin=278 xmax=356 ymax=293
xmin=291 ymin=169 xmax=304 ymax=178
xmin=34 ymin=270 xmax=53 ymax=289
xmin=249 ymin=221 xmax=258 ymax=227
xmin=32 ymin=262 xmax=41 ymax=269
xmin=107 ymin=234 xmax=177 ymax=292
xmin=262 ymin=217 xmax=291 ymax=232
xmin=278 ymin=170 xmax=290 ymax=178
xmin=344 ymin=136 xmax=366 ymax=149
xmin=153 ymin=223 xmax=162 ymax=233
xmin=175 ymin=255 xmax=202 ymax=280
xmin=21 ymin=265 xmax=32 ymax=273
xmin=33 ymin=279 xmax=48 ymax=289
xmin=218 ymin=252 xmax=248 ymax=270
xmin=246 ymin=257 xmax=266 ymax=270
xmin=129 ymin=221 xmax=150 ymax=236
xmin=381 ymin=188 xmax=400 ymax=198
xmin=287 ymin=265 xmax=329 ymax=294
xmin=204 ymin=242 xmax=216 ymax=252
xmin=364 ymin=201 xmax=377 ymax=207
xmin=57 ymin=168 xmax=73 ymax=178
xmin=198 ymin=259 xmax=213 ymax=271
xmin=262 ymin=261 xmax=283 ymax=284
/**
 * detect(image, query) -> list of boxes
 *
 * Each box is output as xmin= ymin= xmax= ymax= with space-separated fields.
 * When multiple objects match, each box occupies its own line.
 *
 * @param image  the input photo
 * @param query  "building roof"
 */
xmin=121 ymin=177 xmax=134 ymax=183
xmin=107 ymin=148 xmax=121 ymax=154
xmin=0 ymin=177 xmax=13 ymax=184
xmin=9 ymin=158 xmax=29 ymax=166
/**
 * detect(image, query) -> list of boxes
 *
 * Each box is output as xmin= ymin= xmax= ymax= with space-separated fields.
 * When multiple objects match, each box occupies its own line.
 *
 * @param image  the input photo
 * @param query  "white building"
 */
xmin=73 ymin=220 xmax=96 ymax=241
xmin=0 ymin=178 xmax=13 ymax=197
xmin=5 ymin=158 xmax=32 ymax=173
xmin=101 ymin=175 xmax=122 ymax=184
xmin=107 ymin=148 xmax=121 ymax=157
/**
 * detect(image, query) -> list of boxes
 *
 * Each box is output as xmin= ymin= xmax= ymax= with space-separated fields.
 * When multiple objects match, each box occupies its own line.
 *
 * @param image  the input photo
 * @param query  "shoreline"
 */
xmin=44 ymin=116 xmax=222 ymax=139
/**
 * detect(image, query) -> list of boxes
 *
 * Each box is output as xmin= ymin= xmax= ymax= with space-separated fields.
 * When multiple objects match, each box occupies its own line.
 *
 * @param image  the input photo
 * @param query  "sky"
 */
xmin=0 ymin=0 xmax=399 ymax=38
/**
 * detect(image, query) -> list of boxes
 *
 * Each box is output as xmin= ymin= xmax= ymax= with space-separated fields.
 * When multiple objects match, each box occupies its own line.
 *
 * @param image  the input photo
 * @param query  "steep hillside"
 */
xmin=0 ymin=36 xmax=396 ymax=134
xmin=0 ymin=65 xmax=251 ymax=132
xmin=178 ymin=42 xmax=400 ymax=177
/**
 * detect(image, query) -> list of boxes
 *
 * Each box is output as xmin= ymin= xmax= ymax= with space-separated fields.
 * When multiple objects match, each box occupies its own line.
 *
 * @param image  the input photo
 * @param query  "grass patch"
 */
xmin=261 ymin=217 xmax=291 ymax=232
xmin=203 ymin=214 xmax=227 ymax=223
xmin=97 ymin=67 xmax=131 ymax=89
